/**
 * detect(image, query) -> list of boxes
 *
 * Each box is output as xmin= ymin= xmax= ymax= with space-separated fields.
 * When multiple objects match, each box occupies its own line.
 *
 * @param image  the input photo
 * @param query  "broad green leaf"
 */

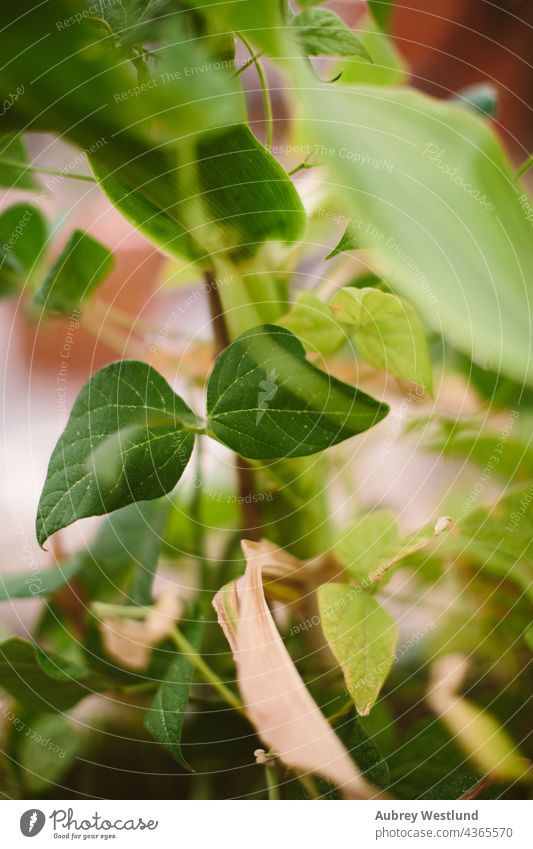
xmin=0 ymin=203 xmax=48 ymax=294
xmin=318 ymin=583 xmax=398 ymax=715
xmin=186 ymin=124 xmax=306 ymax=261
xmin=291 ymin=9 xmax=372 ymax=61
xmin=144 ymin=617 xmax=204 ymax=770
xmin=293 ymin=72 xmax=533 ymax=387
xmin=331 ymin=286 xmax=433 ymax=391
xmin=207 ymin=324 xmax=388 ymax=460
xmin=34 ymin=230 xmax=114 ymax=314
xmin=89 ymin=159 xmax=199 ymax=263
xmin=17 ymin=713 xmax=86 ymax=793
xmin=277 ymin=292 xmax=346 ymax=356
xmin=36 ymin=361 xmax=198 ymax=546
xmin=453 ymin=83 xmax=498 ymax=120
xmin=335 ymin=510 xmax=400 ymax=583
xmin=326 ymin=222 xmax=360 ymax=259
xmin=0 ymin=134 xmax=38 ymax=190
xmin=367 ymin=0 xmax=394 ymax=31
xmin=0 ymin=558 xmax=83 ymax=601
xmin=0 ymin=638 xmax=104 ymax=712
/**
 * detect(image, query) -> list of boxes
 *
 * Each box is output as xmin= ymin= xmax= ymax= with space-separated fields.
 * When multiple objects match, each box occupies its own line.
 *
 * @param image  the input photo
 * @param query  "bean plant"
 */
xmin=0 ymin=0 xmax=531 ymax=801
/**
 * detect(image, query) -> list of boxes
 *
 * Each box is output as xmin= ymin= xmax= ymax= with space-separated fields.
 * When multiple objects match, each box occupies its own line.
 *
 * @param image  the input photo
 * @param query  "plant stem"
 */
xmin=170 ymin=626 xmax=247 ymax=718
xmin=265 ymin=763 xmax=281 ymax=799
xmin=206 ymin=268 xmax=262 ymax=538
xmin=238 ymin=31 xmax=274 ymax=148
xmin=517 ymin=154 xmax=533 ymax=179
xmin=0 ymin=157 xmax=96 ymax=184
xmin=297 ymin=773 xmax=321 ymax=799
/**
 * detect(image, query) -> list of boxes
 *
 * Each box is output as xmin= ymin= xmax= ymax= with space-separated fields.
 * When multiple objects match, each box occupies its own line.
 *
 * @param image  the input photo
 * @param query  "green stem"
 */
xmin=238 ymin=31 xmax=274 ymax=148
xmin=265 ymin=764 xmax=281 ymax=799
xmin=298 ymin=773 xmax=321 ymax=799
xmin=517 ymin=154 xmax=533 ymax=179
xmin=91 ymin=602 xmax=149 ymax=619
xmin=170 ymin=626 xmax=246 ymax=718
xmin=0 ymin=157 xmax=97 ymax=184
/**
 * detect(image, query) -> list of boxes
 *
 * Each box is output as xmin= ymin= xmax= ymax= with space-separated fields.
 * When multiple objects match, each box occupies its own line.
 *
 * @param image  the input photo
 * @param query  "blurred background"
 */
xmin=1 ymin=0 xmax=532 ymax=647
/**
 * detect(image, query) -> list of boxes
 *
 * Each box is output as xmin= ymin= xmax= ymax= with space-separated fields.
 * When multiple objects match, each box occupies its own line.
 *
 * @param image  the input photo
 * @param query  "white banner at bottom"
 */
xmin=1 ymin=799 xmax=530 ymax=848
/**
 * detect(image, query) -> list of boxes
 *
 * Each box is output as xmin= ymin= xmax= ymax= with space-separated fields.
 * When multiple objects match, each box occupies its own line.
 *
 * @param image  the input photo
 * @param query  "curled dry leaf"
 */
xmin=213 ymin=539 xmax=381 ymax=798
xmin=427 ymin=654 xmax=531 ymax=782
xmin=100 ymin=592 xmax=181 ymax=671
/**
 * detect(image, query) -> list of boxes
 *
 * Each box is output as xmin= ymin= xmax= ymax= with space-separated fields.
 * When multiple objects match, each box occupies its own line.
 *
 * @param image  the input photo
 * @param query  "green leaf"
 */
xmin=34 ymin=230 xmax=114 ymax=314
xmin=144 ymin=617 xmax=204 ymax=770
xmin=294 ymin=74 xmax=533 ymax=387
xmin=453 ymin=83 xmax=498 ymax=120
xmin=317 ymin=584 xmax=398 ymax=714
xmin=207 ymin=324 xmax=388 ymax=460
xmin=331 ymin=286 xmax=433 ymax=391
xmin=276 ymin=292 xmax=346 ymax=357
xmin=0 ymin=638 xmax=103 ymax=712
xmin=335 ymin=510 xmax=400 ymax=583
xmin=326 ymin=222 xmax=360 ymax=259
xmin=291 ymin=9 xmax=372 ymax=61
xmin=89 ymin=159 xmax=199 ymax=263
xmin=36 ymin=361 xmax=197 ymax=547
xmin=0 ymin=134 xmax=38 ymax=190
xmin=0 ymin=203 xmax=47 ymax=270
xmin=17 ymin=713 xmax=86 ymax=793
xmin=0 ymin=558 xmax=83 ymax=601
xmin=367 ymin=0 xmax=395 ymax=31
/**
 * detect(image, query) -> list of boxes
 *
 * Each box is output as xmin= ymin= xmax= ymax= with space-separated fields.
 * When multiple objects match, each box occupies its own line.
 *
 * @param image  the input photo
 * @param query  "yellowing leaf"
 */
xmin=331 ymin=286 xmax=433 ymax=392
xmin=318 ymin=583 xmax=398 ymax=715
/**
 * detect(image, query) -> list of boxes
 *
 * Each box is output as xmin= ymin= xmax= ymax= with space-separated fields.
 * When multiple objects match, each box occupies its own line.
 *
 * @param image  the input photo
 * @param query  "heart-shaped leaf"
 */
xmin=331 ymin=286 xmax=433 ymax=391
xmin=36 ymin=361 xmax=198 ymax=546
xmin=207 ymin=325 xmax=388 ymax=459
xmin=318 ymin=583 xmax=398 ymax=715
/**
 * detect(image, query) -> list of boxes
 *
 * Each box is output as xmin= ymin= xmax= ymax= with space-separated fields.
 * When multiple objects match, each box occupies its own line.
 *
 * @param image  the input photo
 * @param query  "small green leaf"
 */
xmin=335 ymin=510 xmax=400 ymax=583
xmin=0 ymin=203 xmax=47 ymax=269
xmin=331 ymin=286 xmax=433 ymax=392
xmin=453 ymin=83 xmax=498 ymax=120
xmin=36 ymin=361 xmax=197 ymax=547
xmin=291 ymin=9 xmax=372 ymax=61
xmin=34 ymin=229 xmax=114 ymax=314
xmin=0 ymin=557 xmax=83 ymax=601
xmin=326 ymin=222 xmax=360 ymax=259
xmin=339 ymin=16 xmax=407 ymax=86
xmin=276 ymin=292 xmax=346 ymax=356
xmin=0 ymin=638 xmax=104 ymax=712
xmin=207 ymin=324 xmax=388 ymax=460
xmin=318 ymin=583 xmax=398 ymax=715
xmin=0 ymin=134 xmax=38 ymax=190
xmin=144 ymin=617 xmax=204 ymax=770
